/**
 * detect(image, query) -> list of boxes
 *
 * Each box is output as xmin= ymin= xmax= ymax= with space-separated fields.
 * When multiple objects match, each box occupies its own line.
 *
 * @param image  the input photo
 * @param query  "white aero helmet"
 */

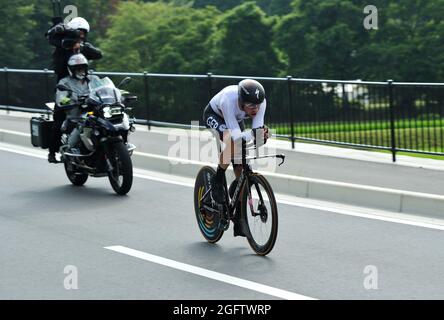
xmin=67 ymin=53 xmax=89 ymax=79
xmin=67 ymin=17 xmax=90 ymax=33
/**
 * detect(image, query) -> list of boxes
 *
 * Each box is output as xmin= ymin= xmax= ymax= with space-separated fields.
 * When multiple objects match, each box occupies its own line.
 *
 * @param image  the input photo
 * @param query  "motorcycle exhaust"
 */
xmin=127 ymin=143 xmax=136 ymax=152
xmin=64 ymin=151 xmax=94 ymax=158
xmin=67 ymin=161 xmax=94 ymax=172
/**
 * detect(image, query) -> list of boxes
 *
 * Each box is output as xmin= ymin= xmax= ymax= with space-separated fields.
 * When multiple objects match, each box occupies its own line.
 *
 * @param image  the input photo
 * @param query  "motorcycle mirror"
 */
xmin=56 ymin=84 xmax=71 ymax=92
xmin=123 ymin=95 xmax=138 ymax=103
xmin=117 ymin=77 xmax=132 ymax=88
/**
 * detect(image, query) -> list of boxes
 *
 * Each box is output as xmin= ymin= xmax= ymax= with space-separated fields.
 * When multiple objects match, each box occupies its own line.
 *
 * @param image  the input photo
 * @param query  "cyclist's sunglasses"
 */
xmin=243 ymin=102 xmax=261 ymax=110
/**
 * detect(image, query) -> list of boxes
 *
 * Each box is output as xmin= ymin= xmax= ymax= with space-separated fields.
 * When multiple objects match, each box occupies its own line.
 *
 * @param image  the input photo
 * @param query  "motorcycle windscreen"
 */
xmin=89 ymin=86 xmax=122 ymax=105
xmin=88 ymin=77 xmax=122 ymax=105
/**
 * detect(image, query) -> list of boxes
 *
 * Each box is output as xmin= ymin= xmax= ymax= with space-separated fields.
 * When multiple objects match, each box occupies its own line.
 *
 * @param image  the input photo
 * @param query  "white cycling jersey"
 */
xmin=209 ymin=85 xmax=266 ymax=141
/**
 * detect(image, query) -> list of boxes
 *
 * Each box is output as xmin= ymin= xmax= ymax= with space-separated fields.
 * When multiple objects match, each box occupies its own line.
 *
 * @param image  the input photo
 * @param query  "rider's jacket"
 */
xmin=46 ymin=23 xmax=103 ymax=81
xmin=56 ymin=74 xmax=100 ymax=118
xmin=209 ymin=85 xmax=266 ymax=142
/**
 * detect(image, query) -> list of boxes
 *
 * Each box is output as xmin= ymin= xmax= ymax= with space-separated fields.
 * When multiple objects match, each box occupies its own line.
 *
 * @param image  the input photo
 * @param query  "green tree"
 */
xmin=25 ymin=0 xmax=53 ymax=69
xmin=275 ymin=0 xmax=368 ymax=79
xmin=208 ymin=2 xmax=282 ymax=76
xmin=275 ymin=0 xmax=444 ymax=82
xmin=21 ymin=0 xmax=119 ymax=69
xmin=193 ymin=0 xmax=241 ymax=11
xmin=0 ymin=1 xmax=35 ymax=68
xmin=97 ymin=1 xmax=218 ymax=73
xmin=362 ymin=0 xmax=444 ymax=82
xmin=257 ymin=0 xmax=293 ymax=16
xmin=193 ymin=0 xmax=293 ymax=15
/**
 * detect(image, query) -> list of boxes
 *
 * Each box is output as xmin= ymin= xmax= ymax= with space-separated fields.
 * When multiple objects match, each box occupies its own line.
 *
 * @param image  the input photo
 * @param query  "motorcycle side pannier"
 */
xmin=30 ymin=117 xmax=53 ymax=149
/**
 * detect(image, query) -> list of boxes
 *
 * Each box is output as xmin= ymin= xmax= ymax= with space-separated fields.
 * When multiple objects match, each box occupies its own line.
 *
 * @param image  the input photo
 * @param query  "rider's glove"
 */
xmin=252 ymin=126 xmax=270 ymax=146
xmin=60 ymin=96 xmax=71 ymax=105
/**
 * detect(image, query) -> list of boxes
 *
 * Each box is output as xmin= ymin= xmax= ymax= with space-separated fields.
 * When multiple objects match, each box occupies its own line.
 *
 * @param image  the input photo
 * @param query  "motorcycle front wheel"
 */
xmin=107 ymin=141 xmax=133 ymax=195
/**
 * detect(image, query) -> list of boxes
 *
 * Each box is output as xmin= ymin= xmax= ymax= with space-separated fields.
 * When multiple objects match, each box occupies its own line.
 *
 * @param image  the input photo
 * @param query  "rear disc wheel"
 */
xmin=194 ymin=166 xmax=224 ymax=243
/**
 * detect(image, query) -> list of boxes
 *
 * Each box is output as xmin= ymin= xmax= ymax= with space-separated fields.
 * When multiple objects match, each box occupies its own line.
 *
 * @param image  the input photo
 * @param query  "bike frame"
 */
xmin=200 ymin=140 xmax=285 ymax=223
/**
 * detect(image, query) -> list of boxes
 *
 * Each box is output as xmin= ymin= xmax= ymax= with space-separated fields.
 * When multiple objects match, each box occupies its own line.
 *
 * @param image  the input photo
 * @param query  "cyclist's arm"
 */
xmin=220 ymin=97 xmax=253 ymax=142
xmin=252 ymin=99 xmax=267 ymax=129
xmin=252 ymin=100 xmax=270 ymax=144
xmin=221 ymin=104 xmax=248 ymax=141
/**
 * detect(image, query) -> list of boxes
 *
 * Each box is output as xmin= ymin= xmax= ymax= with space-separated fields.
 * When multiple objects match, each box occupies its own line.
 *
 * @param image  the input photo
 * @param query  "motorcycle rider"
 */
xmin=46 ymin=17 xmax=102 ymax=82
xmin=46 ymin=17 xmax=102 ymax=163
xmin=50 ymin=54 xmax=100 ymax=160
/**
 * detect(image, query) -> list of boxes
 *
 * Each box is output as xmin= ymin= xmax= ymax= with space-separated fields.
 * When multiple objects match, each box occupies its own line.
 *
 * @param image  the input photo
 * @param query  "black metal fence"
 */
xmin=1 ymin=67 xmax=444 ymax=162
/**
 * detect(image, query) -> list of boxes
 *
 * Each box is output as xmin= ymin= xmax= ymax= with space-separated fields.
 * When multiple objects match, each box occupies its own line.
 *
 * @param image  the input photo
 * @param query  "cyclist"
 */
xmin=202 ymin=79 xmax=270 ymax=236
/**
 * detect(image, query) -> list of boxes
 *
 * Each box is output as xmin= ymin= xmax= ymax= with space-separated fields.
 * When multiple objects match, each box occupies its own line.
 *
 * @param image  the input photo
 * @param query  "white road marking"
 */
xmin=105 ymin=245 xmax=315 ymax=300
xmin=133 ymin=172 xmax=193 ymax=188
xmin=2 ymin=142 xmax=444 ymax=231
xmin=0 ymin=128 xmax=30 ymax=137
xmin=0 ymin=144 xmax=46 ymax=159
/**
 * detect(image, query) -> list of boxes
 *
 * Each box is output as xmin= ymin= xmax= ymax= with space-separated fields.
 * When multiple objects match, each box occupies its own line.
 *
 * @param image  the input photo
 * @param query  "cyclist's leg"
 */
xmin=228 ymin=120 xmax=249 ymax=237
xmin=231 ymin=120 xmax=246 ymax=179
xmin=203 ymin=105 xmax=231 ymax=203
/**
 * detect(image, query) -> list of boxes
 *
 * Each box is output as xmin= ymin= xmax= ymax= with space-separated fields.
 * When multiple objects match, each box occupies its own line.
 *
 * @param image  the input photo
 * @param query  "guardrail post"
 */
xmin=4 ymin=67 xmax=9 ymax=114
xmin=388 ymin=79 xmax=396 ymax=162
xmin=144 ymin=71 xmax=151 ymax=130
xmin=287 ymin=75 xmax=295 ymax=149
xmin=44 ymin=68 xmax=50 ymax=103
xmin=207 ymin=72 xmax=213 ymax=102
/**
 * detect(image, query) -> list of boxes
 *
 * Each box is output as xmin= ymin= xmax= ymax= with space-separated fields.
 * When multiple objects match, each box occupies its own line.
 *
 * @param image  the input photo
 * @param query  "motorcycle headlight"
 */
xmin=103 ymin=106 xmax=123 ymax=119
xmin=103 ymin=106 xmax=112 ymax=119
xmin=122 ymin=113 xmax=130 ymax=130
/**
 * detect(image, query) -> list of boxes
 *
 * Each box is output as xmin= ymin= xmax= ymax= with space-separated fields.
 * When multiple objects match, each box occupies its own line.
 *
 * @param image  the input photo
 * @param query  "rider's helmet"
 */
xmin=67 ymin=17 xmax=90 ymax=34
xmin=238 ymin=79 xmax=265 ymax=107
xmin=67 ymin=53 xmax=89 ymax=80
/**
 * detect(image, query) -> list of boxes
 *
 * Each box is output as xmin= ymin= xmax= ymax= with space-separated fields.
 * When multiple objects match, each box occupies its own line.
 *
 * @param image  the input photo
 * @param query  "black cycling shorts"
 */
xmin=203 ymin=104 xmax=245 ymax=140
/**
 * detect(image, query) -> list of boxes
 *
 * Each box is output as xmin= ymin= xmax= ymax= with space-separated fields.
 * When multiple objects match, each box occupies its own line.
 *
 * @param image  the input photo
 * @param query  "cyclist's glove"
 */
xmin=252 ymin=126 xmax=270 ymax=146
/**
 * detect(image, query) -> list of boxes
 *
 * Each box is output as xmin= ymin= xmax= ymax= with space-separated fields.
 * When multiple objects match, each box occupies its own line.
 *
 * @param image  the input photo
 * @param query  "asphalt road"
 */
xmin=2 ymin=147 xmax=444 ymax=299
xmin=2 ymin=114 xmax=444 ymax=196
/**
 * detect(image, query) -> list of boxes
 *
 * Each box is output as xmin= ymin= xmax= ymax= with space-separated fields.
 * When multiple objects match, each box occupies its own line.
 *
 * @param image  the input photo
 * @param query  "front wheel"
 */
xmin=194 ymin=166 xmax=224 ymax=243
xmin=107 ymin=141 xmax=133 ymax=195
xmin=64 ymin=159 xmax=88 ymax=186
xmin=241 ymin=173 xmax=278 ymax=256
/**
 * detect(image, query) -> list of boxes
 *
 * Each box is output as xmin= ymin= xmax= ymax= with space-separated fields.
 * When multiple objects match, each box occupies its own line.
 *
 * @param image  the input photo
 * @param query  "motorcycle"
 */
xmin=52 ymin=76 xmax=136 ymax=195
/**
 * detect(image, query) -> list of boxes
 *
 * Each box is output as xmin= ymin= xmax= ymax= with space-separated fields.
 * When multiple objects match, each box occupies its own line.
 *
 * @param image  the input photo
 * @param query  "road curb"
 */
xmin=1 ymin=129 xmax=443 ymax=218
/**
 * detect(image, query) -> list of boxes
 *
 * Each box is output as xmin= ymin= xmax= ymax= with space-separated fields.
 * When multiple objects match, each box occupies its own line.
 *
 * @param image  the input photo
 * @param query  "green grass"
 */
xmin=383 ymin=150 xmax=444 ymax=161
xmin=275 ymin=119 xmax=444 ymax=135
xmin=276 ymin=135 xmax=444 ymax=161
xmin=272 ymin=120 xmax=444 ymax=158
